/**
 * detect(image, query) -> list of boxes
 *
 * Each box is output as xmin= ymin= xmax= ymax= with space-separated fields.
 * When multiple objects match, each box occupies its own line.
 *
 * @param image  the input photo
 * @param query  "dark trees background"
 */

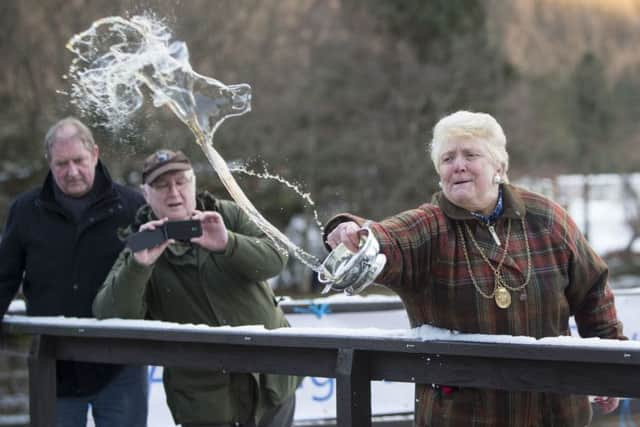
xmin=2 ymin=0 xmax=640 ymax=229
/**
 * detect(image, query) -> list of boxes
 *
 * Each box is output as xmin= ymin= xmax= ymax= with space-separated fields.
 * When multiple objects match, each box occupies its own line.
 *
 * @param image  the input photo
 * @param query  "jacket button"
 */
xmin=72 ymin=284 xmax=79 ymax=291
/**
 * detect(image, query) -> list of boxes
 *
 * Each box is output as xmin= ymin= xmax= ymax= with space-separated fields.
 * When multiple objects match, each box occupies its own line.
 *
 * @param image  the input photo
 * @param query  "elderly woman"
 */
xmin=325 ymin=111 xmax=625 ymax=426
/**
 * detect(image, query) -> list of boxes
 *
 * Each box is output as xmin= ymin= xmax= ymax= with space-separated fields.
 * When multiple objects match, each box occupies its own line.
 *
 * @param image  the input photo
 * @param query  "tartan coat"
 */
xmin=325 ymin=184 xmax=625 ymax=427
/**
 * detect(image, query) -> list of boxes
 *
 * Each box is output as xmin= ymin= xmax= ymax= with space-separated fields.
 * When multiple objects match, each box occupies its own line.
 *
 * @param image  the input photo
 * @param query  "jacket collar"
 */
xmin=38 ymin=160 xmax=117 ymax=209
xmin=431 ymin=184 xmax=526 ymax=221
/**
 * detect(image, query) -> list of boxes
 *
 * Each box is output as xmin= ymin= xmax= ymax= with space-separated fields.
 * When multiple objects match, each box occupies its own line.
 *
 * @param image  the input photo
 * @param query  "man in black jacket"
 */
xmin=0 ymin=117 xmax=148 ymax=427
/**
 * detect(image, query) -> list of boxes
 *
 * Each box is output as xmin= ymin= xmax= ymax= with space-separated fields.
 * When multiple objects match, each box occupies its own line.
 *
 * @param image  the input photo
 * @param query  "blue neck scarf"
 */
xmin=470 ymin=188 xmax=503 ymax=225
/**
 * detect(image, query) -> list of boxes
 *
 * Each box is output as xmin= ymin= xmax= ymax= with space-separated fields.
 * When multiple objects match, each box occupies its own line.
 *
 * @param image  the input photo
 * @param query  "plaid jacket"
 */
xmin=326 ymin=184 xmax=625 ymax=427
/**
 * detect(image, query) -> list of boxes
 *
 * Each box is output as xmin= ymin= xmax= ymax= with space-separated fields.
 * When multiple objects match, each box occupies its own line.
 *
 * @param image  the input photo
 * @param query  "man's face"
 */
xmin=143 ymin=170 xmax=197 ymax=221
xmin=48 ymin=125 xmax=99 ymax=198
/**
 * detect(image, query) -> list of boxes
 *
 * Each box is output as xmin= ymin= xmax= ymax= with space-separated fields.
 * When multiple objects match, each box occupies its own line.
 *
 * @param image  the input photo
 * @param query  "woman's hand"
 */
xmin=326 ymin=221 xmax=365 ymax=252
xmin=592 ymin=396 xmax=619 ymax=414
xmin=191 ymin=210 xmax=228 ymax=252
xmin=132 ymin=218 xmax=172 ymax=266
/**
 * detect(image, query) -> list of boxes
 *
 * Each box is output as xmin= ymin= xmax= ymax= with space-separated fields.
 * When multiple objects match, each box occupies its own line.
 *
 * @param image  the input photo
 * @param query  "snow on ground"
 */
xmin=518 ymin=173 xmax=640 ymax=256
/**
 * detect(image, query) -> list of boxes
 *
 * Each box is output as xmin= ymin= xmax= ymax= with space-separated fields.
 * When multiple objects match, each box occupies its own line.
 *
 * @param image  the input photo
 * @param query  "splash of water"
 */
xmin=229 ymin=162 xmax=324 ymax=231
xmin=66 ymin=14 xmax=327 ymax=276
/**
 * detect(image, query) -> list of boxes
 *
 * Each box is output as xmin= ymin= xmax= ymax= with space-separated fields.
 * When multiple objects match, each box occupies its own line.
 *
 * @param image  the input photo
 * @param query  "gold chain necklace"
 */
xmin=456 ymin=217 xmax=532 ymax=309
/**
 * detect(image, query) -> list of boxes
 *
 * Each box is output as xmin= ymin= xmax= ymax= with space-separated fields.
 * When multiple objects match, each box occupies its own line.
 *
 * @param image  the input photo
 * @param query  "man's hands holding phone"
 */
xmin=129 ymin=211 xmax=228 ymax=266
xmin=131 ymin=218 xmax=174 ymax=266
xmin=190 ymin=210 xmax=228 ymax=252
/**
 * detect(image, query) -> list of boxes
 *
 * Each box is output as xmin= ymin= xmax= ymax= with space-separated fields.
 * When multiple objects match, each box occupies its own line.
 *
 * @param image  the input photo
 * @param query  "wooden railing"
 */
xmin=2 ymin=314 xmax=640 ymax=427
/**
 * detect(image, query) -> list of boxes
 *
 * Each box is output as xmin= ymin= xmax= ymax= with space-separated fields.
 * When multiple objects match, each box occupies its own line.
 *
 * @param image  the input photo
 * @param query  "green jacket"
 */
xmin=93 ymin=192 xmax=299 ymax=425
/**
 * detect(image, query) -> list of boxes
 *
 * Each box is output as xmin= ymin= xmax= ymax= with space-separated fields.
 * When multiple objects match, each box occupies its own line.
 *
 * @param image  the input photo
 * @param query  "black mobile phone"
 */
xmin=126 ymin=220 xmax=203 ymax=252
xmin=165 ymin=220 xmax=203 ymax=241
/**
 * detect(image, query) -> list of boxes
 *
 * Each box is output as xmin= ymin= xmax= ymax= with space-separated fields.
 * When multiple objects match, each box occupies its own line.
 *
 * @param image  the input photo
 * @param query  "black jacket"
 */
xmin=0 ymin=161 xmax=144 ymax=396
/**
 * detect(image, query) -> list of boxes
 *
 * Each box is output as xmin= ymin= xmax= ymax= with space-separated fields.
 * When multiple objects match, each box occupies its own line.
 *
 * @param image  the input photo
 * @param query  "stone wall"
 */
xmin=0 ymin=353 xmax=28 ymax=427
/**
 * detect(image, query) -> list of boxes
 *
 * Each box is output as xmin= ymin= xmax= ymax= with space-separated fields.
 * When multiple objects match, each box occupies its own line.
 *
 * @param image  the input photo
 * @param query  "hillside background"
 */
xmin=2 ymin=0 xmax=640 ymax=238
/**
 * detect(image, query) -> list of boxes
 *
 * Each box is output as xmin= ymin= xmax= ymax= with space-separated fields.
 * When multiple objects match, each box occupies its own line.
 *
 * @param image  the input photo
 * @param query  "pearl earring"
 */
xmin=493 ymin=174 xmax=503 ymax=185
xmin=438 ymin=181 xmax=443 ymax=189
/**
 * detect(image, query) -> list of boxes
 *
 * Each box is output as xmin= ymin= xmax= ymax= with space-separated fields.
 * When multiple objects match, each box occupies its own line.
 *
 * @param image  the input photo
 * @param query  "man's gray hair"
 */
xmin=44 ymin=117 xmax=97 ymax=160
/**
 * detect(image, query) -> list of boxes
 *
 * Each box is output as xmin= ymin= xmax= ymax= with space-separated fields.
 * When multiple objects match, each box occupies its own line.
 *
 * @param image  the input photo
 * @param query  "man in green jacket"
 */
xmin=93 ymin=149 xmax=298 ymax=427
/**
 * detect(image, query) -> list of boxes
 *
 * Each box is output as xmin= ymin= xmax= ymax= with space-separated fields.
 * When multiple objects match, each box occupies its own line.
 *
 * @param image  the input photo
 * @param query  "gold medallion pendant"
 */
xmin=457 ymin=218 xmax=533 ymax=311
xmin=494 ymin=286 xmax=511 ymax=309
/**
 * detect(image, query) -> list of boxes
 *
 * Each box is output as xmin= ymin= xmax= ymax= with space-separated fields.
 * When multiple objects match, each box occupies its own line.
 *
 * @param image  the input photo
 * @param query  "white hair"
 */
xmin=429 ymin=111 xmax=509 ymax=183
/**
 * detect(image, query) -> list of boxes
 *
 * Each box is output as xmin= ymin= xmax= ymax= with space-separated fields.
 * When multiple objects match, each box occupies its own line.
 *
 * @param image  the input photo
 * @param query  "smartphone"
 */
xmin=165 ymin=220 xmax=203 ymax=241
xmin=126 ymin=219 xmax=203 ymax=252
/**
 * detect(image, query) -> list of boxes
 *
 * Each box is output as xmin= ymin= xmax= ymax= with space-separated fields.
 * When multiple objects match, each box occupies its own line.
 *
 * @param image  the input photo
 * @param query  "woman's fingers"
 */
xmin=593 ymin=396 xmax=619 ymax=414
xmin=326 ymin=222 xmax=362 ymax=252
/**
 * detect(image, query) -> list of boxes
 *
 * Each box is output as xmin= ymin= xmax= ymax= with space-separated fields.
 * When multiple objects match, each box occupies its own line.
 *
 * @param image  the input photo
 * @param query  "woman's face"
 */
xmin=438 ymin=138 xmax=501 ymax=215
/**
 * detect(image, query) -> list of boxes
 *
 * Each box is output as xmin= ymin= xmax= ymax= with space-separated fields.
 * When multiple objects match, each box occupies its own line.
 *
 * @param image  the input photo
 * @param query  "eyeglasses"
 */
xmin=150 ymin=175 xmax=194 ymax=194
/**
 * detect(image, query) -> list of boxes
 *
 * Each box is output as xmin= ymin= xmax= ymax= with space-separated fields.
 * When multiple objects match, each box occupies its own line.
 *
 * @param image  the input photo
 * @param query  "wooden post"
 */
xmin=28 ymin=335 xmax=56 ymax=427
xmin=336 ymin=348 xmax=371 ymax=427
